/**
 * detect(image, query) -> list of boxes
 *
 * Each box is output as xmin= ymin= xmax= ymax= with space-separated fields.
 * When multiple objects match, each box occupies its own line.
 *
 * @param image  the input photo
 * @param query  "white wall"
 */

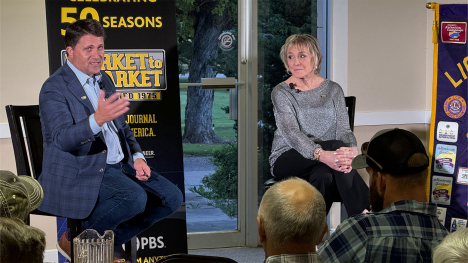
xmin=327 ymin=0 xmax=457 ymax=228
xmin=1 ymin=0 xmax=57 ymax=251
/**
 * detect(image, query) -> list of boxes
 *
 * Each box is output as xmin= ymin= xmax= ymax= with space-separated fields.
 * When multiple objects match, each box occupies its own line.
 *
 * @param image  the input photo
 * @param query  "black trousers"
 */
xmin=273 ymin=140 xmax=369 ymax=216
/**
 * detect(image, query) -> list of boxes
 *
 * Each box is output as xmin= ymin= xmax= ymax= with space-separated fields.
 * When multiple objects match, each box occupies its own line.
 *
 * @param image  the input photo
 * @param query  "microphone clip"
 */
xmin=289 ymin=83 xmax=300 ymax=93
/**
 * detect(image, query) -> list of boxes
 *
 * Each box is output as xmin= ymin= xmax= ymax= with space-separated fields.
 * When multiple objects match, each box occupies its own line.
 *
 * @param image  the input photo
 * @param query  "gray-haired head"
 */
xmin=280 ymin=34 xmax=322 ymax=75
xmin=433 ymin=228 xmax=468 ymax=263
xmin=258 ymin=177 xmax=326 ymax=247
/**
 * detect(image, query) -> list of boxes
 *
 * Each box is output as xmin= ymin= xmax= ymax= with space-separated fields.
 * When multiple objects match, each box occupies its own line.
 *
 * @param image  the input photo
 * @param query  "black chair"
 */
xmin=5 ymin=105 xmax=137 ymax=263
xmin=156 ymin=254 xmax=237 ymax=263
xmin=263 ymin=96 xmax=357 ymax=190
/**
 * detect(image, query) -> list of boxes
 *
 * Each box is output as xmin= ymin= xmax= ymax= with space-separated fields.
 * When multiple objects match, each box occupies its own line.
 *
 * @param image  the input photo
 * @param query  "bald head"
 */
xmin=281 ymin=178 xmax=316 ymax=209
xmin=258 ymin=178 xmax=326 ymax=247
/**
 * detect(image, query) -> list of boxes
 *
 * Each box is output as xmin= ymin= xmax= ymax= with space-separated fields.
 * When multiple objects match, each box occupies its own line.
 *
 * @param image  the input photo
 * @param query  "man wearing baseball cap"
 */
xmin=318 ymin=128 xmax=448 ymax=262
xmin=0 ymin=170 xmax=46 ymax=262
xmin=0 ymin=170 xmax=44 ymax=221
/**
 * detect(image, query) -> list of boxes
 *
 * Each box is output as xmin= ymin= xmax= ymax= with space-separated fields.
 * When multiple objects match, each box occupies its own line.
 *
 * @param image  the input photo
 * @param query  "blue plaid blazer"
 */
xmin=37 ymin=64 xmax=141 ymax=219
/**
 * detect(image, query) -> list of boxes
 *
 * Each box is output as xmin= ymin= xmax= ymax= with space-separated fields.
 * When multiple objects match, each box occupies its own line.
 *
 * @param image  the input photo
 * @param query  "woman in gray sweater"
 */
xmin=269 ymin=34 xmax=369 ymax=215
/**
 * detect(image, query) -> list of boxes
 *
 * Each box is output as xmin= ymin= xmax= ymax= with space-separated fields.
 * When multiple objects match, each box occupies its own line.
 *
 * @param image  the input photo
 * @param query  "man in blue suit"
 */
xmin=38 ymin=19 xmax=183 ymax=261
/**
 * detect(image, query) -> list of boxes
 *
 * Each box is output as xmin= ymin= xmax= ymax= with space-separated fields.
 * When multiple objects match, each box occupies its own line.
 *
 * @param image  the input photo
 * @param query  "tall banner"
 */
xmin=429 ymin=3 xmax=468 ymax=232
xmin=45 ymin=0 xmax=187 ymax=261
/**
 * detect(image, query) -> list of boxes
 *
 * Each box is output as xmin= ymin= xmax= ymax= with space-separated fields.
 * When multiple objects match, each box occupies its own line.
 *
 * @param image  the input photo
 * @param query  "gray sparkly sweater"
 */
xmin=269 ymin=80 xmax=357 ymax=174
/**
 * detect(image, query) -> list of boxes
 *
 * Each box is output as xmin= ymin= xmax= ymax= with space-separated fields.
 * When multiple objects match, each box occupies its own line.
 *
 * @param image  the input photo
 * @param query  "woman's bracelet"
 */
xmin=314 ymin=147 xmax=323 ymax=162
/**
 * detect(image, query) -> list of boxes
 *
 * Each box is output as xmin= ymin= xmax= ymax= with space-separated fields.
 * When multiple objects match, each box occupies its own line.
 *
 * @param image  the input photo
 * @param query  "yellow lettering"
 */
xmin=112 ymin=54 xmax=125 ymax=70
xmin=102 ymin=17 xmax=109 ymax=27
xmin=80 ymin=7 xmax=99 ymax=21
xmin=154 ymin=60 xmax=163 ymax=69
xmin=145 ymin=17 xmax=155 ymax=27
xmin=125 ymin=54 xmax=137 ymax=69
xmin=141 ymin=71 xmax=151 ymax=87
xmin=444 ymin=72 xmax=463 ymax=88
xmin=127 ymin=17 xmax=135 ymax=28
xmin=457 ymin=63 xmax=467 ymax=79
xmin=99 ymin=16 xmax=160 ymax=28
xmin=464 ymin=56 xmax=468 ymax=73
xmin=118 ymin=16 xmax=127 ymax=27
xmin=102 ymin=54 xmax=111 ymax=70
xmin=111 ymin=17 xmax=118 ymax=27
xmin=61 ymin=8 xmax=77 ymax=35
xmin=135 ymin=17 xmax=144 ymax=27
xmin=152 ymin=70 xmax=163 ymax=87
xmin=115 ymin=71 xmax=128 ymax=87
xmin=155 ymin=17 xmax=162 ymax=27
xmin=136 ymin=54 xmax=147 ymax=69
xmin=128 ymin=71 xmax=141 ymax=87
xmin=126 ymin=114 xmax=158 ymax=123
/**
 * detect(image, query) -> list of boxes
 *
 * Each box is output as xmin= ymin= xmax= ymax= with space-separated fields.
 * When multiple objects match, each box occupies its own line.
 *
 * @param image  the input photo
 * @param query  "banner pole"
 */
xmin=427 ymin=3 xmax=439 ymax=201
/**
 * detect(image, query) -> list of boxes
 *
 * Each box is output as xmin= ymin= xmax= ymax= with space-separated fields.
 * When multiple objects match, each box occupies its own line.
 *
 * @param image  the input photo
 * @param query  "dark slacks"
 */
xmin=80 ymin=163 xmax=183 ymax=246
xmin=273 ymin=140 xmax=369 ymax=216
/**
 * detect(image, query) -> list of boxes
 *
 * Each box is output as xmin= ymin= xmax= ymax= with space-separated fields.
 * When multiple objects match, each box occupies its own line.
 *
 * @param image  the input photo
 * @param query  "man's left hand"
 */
xmin=134 ymin=158 xmax=150 ymax=181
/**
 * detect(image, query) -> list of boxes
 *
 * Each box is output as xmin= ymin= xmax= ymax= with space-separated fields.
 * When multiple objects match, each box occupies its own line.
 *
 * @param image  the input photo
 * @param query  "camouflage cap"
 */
xmin=0 ymin=170 xmax=43 ymax=221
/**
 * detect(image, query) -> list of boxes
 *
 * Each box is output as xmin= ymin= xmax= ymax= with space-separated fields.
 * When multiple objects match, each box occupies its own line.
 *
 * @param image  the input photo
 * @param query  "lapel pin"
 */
xmin=81 ymin=96 xmax=87 ymax=100
xmin=321 ymin=94 xmax=327 ymax=97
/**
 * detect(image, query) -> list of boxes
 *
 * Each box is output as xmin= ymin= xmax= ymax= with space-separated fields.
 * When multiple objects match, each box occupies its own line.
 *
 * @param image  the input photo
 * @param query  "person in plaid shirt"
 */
xmin=318 ymin=128 xmax=448 ymax=263
xmin=258 ymin=177 xmax=327 ymax=263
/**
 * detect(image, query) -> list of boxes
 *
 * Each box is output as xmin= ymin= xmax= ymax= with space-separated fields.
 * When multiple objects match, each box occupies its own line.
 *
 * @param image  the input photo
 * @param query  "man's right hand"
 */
xmin=94 ymin=90 xmax=130 ymax=127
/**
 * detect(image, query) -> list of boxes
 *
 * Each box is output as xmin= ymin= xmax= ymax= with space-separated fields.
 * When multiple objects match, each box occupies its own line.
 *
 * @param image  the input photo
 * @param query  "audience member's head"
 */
xmin=433 ymin=228 xmax=468 ymax=263
xmin=0 ymin=170 xmax=43 ymax=221
xmin=352 ymin=128 xmax=429 ymax=211
xmin=0 ymin=217 xmax=46 ymax=263
xmin=257 ymin=177 xmax=327 ymax=257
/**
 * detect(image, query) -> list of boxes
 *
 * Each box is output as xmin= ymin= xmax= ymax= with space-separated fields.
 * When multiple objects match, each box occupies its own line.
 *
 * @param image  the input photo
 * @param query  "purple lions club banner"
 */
xmin=45 ymin=0 xmax=187 ymax=261
xmin=429 ymin=3 xmax=468 ymax=232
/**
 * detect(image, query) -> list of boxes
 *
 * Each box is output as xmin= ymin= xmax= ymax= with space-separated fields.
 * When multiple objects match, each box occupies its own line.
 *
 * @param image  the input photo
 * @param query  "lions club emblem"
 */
xmin=444 ymin=95 xmax=466 ymax=119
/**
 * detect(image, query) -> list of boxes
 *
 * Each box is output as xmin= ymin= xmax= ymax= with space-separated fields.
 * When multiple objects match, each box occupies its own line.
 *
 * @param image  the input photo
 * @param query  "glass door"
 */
xmin=176 ymin=0 xmax=245 ymax=249
xmin=176 ymin=0 xmax=323 ymax=249
xmin=257 ymin=0 xmax=321 ymax=209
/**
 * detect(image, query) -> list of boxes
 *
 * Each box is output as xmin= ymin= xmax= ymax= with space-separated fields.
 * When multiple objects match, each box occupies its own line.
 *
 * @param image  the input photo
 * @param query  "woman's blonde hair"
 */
xmin=280 ymin=34 xmax=322 ymax=75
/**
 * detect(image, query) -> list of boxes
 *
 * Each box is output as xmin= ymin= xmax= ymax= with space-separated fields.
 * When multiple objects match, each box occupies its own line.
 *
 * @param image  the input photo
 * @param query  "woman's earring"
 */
xmin=287 ymin=69 xmax=292 ymax=75
xmin=314 ymin=66 xmax=318 ymax=74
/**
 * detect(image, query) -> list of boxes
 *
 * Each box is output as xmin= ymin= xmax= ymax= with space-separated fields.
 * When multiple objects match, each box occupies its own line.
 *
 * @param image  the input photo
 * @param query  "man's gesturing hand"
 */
xmin=94 ymin=90 xmax=130 ymax=127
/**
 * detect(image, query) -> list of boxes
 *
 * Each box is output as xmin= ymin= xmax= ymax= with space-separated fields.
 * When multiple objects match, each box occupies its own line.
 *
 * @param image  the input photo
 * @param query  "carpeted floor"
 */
xmin=190 ymin=247 xmax=265 ymax=263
